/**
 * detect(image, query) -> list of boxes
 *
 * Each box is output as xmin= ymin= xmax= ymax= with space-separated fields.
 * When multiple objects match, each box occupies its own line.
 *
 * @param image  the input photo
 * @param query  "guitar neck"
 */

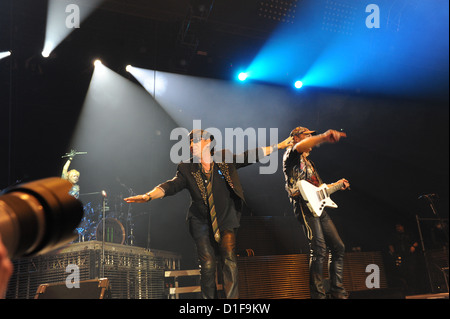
xmin=327 ymin=181 xmax=344 ymax=195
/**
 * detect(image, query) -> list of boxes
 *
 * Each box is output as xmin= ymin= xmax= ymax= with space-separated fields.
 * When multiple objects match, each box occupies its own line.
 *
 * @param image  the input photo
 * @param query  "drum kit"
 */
xmin=75 ymin=191 xmax=136 ymax=246
xmin=62 ymin=150 xmax=145 ymax=247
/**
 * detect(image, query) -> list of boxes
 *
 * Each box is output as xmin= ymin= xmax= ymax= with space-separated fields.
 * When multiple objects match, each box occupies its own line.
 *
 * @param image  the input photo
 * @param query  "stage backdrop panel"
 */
xmin=237 ymin=252 xmax=388 ymax=299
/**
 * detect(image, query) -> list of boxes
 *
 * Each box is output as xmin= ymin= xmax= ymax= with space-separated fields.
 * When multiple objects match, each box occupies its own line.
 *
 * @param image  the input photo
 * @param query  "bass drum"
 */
xmin=75 ymin=202 xmax=98 ymax=242
xmin=95 ymin=218 xmax=126 ymax=245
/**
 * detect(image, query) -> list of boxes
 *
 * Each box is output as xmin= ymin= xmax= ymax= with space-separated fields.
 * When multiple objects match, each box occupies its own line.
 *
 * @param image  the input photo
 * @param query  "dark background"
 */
xmin=0 ymin=0 xmax=448 ymax=270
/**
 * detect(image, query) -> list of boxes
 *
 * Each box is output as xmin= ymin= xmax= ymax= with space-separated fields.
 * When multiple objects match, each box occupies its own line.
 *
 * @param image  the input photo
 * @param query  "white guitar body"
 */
xmin=297 ymin=180 xmax=339 ymax=217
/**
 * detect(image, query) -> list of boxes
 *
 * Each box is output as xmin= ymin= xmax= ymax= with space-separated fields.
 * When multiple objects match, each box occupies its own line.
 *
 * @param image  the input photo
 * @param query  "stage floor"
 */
xmin=405 ymin=293 xmax=449 ymax=299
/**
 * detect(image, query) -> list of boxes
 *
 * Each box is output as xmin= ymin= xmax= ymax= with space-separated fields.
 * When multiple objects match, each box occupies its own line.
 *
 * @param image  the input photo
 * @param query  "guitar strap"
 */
xmin=298 ymin=155 xmax=323 ymax=241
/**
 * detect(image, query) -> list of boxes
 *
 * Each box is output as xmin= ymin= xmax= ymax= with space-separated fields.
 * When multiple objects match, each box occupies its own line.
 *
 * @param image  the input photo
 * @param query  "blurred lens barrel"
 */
xmin=0 ymin=177 xmax=83 ymax=259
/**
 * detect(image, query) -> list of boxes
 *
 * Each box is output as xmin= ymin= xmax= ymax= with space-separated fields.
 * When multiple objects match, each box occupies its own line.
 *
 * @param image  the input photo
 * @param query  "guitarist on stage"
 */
xmin=282 ymin=126 xmax=349 ymax=299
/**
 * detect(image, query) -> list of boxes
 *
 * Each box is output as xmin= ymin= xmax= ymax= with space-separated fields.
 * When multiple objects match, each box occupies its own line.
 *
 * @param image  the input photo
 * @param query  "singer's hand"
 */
xmin=278 ymin=136 xmax=294 ymax=150
xmin=124 ymin=194 xmax=150 ymax=203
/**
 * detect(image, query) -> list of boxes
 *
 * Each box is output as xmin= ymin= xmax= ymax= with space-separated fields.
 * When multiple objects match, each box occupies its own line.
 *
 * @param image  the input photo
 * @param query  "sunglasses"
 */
xmin=191 ymin=137 xmax=204 ymax=143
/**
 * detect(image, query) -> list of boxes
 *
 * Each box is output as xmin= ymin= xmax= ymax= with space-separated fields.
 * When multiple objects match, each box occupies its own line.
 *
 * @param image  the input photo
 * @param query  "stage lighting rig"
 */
xmin=258 ymin=0 xmax=298 ymax=24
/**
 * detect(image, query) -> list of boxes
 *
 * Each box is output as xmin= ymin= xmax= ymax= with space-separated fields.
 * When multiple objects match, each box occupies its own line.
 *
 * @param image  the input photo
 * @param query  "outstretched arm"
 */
xmin=124 ymin=186 xmax=165 ymax=203
xmin=124 ymin=166 xmax=187 ymax=203
xmin=230 ymin=136 xmax=294 ymax=169
xmin=262 ymin=136 xmax=294 ymax=156
xmin=294 ymin=129 xmax=346 ymax=154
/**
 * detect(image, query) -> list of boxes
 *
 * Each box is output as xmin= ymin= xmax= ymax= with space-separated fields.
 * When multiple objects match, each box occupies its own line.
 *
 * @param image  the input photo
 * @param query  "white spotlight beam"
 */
xmin=42 ymin=0 xmax=103 ymax=57
xmin=0 ymin=51 xmax=12 ymax=60
xmin=126 ymin=65 xmax=167 ymax=98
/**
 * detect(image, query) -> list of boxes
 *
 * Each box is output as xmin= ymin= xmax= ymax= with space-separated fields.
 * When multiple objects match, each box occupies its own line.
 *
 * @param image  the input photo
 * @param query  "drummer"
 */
xmin=61 ymin=151 xmax=80 ymax=199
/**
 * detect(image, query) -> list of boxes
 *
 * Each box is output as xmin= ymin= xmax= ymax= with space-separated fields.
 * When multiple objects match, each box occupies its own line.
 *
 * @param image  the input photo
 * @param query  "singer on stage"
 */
xmin=124 ymin=129 xmax=292 ymax=299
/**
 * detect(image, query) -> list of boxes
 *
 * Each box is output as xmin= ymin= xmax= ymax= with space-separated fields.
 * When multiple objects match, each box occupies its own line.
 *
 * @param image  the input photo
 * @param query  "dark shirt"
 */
xmin=199 ymin=164 xmax=241 ymax=231
xmin=157 ymin=148 xmax=263 ymax=231
xmin=283 ymin=147 xmax=323 ymax=198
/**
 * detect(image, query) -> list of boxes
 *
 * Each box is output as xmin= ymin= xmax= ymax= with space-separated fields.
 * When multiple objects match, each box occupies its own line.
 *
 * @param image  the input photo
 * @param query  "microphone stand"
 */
xmin=416 ymin=214 xmax=434 ymax=293
xmin=117 ymin=178 xmax=136 ymax=246
xmin=101 ymin=191 xmax=107 ymax=278
xmin=417 ymin=194 xmax=449 ymax=293
xmin=147 ymin=211 xmax=151 ymax=251
xmin=127 ymin=199 xmax=134 ymax=246
xmin=426 ymin=195 xmax=449 ymax=240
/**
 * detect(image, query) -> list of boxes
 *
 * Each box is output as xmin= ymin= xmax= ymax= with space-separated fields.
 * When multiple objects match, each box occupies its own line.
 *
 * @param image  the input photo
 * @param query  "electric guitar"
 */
xmin=297 ymin=180 xmax=345 ymax=217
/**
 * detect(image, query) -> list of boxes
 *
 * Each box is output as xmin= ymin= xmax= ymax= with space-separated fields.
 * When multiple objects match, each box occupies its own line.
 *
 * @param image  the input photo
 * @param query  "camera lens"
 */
xmin=0 ymin=177 xmax=83 ymax=258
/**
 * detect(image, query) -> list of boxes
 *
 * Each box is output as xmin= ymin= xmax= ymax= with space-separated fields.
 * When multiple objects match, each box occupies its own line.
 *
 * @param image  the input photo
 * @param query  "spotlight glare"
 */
xmin=41 ymin=49 xmax=50 ymax=58
xmin=41 ymin=40 xmax=54 ymax=58
xmin=42 ymin=1 xmax=103 ymax=63
xmin=0 ymin=51 xmax=12 ymax=60
xmin=94 ymin=59 xmax=102 ymax=67
xmin=238 ymin=72 xmax=248 ymax=81
xmin=294 ymin=80 xmax=303 ymax=89
xmin=126 ymin=65 xmax=133 ymax=72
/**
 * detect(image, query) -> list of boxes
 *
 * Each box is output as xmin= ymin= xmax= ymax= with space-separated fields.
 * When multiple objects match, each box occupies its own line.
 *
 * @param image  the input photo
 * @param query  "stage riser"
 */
xmin=6 ymin=241 xmax=181 ymax=299
xmin=7 ymin=242 xmax=388 ymax=299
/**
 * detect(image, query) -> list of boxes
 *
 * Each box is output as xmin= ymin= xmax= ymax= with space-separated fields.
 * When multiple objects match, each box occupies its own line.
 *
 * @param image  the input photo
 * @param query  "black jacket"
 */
xmin=157 ymin=148 xmax=264 ymax=221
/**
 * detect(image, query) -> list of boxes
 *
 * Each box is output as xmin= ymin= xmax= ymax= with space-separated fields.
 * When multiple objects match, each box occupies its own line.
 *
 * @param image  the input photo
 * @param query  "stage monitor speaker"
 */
xmin=34 ymin=278 xmax=110 ymax=299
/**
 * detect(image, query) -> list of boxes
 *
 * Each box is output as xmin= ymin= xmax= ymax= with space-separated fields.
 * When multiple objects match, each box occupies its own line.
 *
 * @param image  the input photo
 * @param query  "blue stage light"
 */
xmin=238 ymin=72 xmax=248 ymax=81
xmin=294 ymin=80 xmax=303 ymax=89
xmin=245 ymin=1 xmax=448 ymax=98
